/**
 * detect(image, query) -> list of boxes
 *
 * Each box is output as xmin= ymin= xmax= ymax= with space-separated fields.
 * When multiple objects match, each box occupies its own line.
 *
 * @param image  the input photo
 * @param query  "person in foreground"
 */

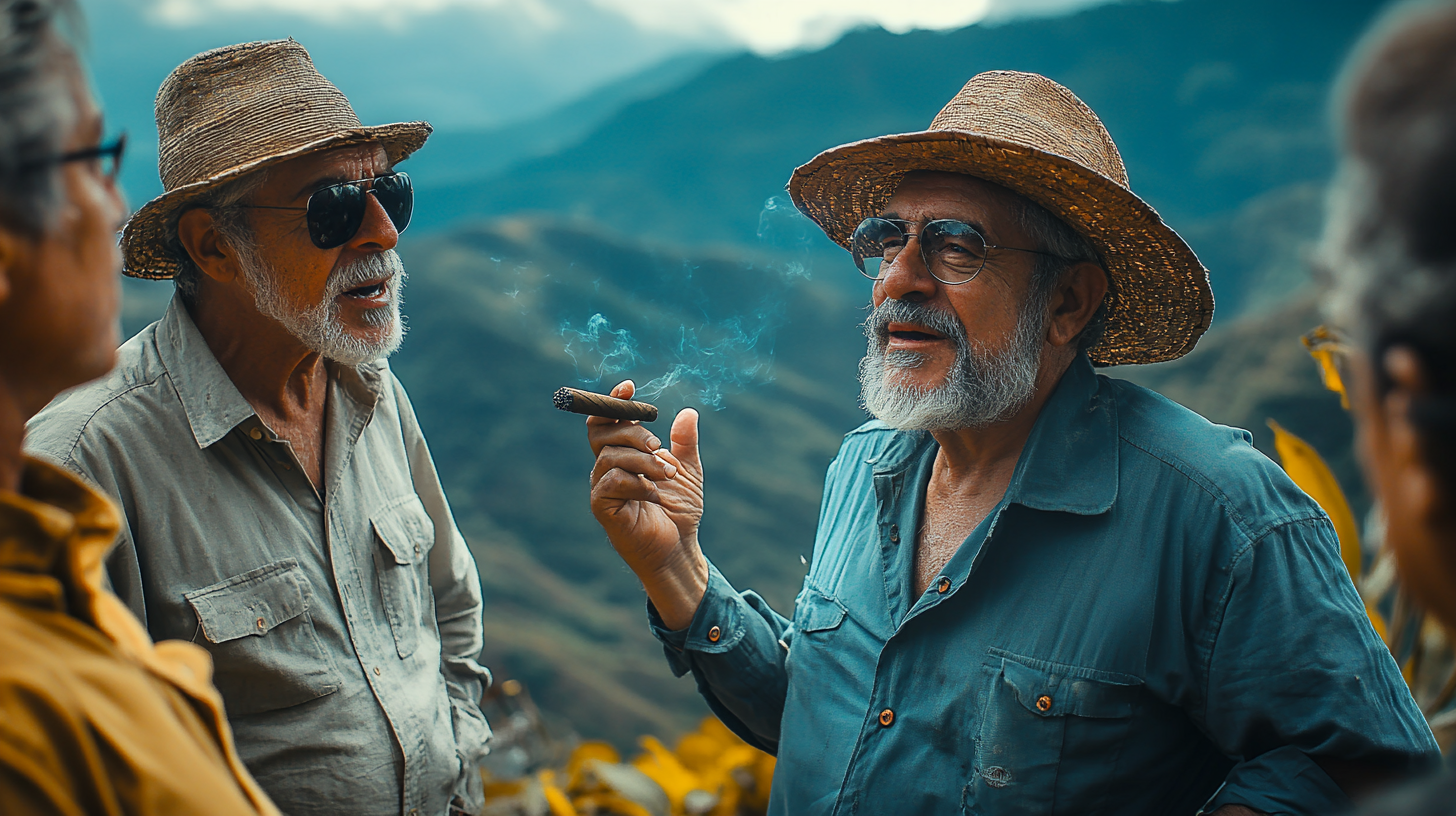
xmin=0 ymin=1 xmax=279 ymax=813
xmin=26 ymin=40 xmax=490 ymax=816
xmin=584 ymin=70 xmax=1439 ymax=815
xmin=1321 ymin=2 xmax=1456 ymax=813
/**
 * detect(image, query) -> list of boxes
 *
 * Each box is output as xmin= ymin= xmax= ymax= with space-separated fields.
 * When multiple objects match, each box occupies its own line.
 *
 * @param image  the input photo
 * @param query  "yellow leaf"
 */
xmin=1267 ymin=419 xmax=1362 ymax=580
xmin=1302 ymin=327 xmax=1351 ymax=409
xmin=540 ymin=770 xmax=579 ymax=816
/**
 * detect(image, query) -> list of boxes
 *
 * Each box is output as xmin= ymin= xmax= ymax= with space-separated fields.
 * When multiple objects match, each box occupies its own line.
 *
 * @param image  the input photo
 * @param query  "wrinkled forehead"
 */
xmin=263 ymin=142 xmax=392 ymax=200
xmin=880 ymin=170 xmax=1025 ymax=226
xmin=278 ymin=142 xmax=390 ymax=182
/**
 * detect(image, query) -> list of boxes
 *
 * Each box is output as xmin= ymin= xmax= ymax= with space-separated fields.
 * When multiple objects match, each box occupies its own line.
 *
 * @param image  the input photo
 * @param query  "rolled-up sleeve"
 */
xmin=649 ymin=561 xmax=795 ymax=754
xmin=1198 ymin=517 xmax=1439 ymax=815
xmin=398 ymin=381 xmax=492 ymax=805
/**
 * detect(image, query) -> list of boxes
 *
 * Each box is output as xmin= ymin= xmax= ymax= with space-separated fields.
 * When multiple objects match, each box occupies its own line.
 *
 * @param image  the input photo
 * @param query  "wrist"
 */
xmin=642 ymin=539 xmax=708 ymax=631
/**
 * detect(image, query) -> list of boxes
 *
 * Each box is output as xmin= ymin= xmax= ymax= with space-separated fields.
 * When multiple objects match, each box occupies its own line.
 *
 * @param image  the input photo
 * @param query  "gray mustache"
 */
xmin=327 ymin=250 xmax=406 ymax=299
xmin=863 ymin=298 xmax=966 ymax=344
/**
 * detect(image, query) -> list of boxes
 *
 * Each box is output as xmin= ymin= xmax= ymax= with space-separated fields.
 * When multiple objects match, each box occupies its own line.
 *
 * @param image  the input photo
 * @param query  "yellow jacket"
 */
xmin=0 ymin=456 xmax=279 ymax=816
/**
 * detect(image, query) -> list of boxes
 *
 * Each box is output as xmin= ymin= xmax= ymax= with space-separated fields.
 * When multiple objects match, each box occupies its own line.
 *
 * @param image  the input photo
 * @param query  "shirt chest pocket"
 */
xmin=372 ymin=496 xmax=436 ymax=660
xmin=184 ymin=559 xmax=341 ymax=717
xmin=966 ymin=652 xmax=1142 ymax=816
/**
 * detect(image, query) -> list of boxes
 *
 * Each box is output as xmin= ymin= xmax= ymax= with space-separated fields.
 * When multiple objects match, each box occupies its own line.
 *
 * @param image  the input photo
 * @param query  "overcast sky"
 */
xmin=147 ymin=0 xmax=1139 ymax=54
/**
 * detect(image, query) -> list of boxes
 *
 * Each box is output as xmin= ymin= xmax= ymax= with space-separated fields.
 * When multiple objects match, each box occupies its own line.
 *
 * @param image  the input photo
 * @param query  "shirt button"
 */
xmin=707 ymin=625 xmax=722 ymax=643
xmin=936 ymin=576 xmax=952 ymax=594
xmin=413 ymin=543 xmax=422 ymax=555
xmin=373 ymin=666 xmax=381 ymax=676
xmin=256 ymin=617 xmax=266 ymax=631
xmin=1036 ymin=695 xmax=1052 ymax=712
xmin=888 ymin=524 xmax=900 ymax=543
xmin=878 ymin=708 xmax=895 ymax=727
xmin=248 ymin=428 xmax=263 ymax=440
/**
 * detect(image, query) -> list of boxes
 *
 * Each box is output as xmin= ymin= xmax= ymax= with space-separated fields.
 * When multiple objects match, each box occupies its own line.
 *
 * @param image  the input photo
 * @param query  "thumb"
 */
xmin=670 ymin=408 xmax=702 ymax=471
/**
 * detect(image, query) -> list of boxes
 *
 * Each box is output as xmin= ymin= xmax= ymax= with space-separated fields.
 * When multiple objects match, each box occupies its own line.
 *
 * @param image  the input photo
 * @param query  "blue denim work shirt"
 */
xmin=654 ymin=356 xmax=1438 ymax=816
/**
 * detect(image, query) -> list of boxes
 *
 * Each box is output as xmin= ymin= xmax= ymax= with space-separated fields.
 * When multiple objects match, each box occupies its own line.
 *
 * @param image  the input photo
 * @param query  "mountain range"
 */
xmin=112 ymin=0 xmax=1390 ymax=747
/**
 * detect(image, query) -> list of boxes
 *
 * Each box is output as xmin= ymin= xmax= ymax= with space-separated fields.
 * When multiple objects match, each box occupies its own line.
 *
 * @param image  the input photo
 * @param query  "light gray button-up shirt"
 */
xmin=26 ymin=296 xmax=491 ymax=816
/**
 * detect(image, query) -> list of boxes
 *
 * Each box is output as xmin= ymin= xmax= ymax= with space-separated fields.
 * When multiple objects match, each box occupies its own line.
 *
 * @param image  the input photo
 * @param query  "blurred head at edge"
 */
xmin=1323 ymin=0 xmax=1456 ymax=631
xmin=0 ymin=0 xmax=122 ymax=421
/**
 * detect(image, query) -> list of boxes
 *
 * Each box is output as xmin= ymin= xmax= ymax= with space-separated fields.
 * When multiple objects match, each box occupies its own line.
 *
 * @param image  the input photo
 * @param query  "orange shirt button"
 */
xmin=1036 ymin=695 xmax=1053 ymax=712
xmin=256 ymin=617 xmax=266 ymax=631
xmin=878 ymin=708 xmax=895 ymax=727
xmin=707 ymin=625 xmax=722 ymax=643
xmin=936 ymin=576 xmax=951 ymax=594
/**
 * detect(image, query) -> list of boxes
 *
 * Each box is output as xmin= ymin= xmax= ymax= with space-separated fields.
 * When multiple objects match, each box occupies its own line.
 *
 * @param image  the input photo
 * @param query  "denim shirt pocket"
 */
xmin=372 ymin=495 xmax=436 ymax=660
xmin=183 ymin=559 xmax=341 ymax=717
xmin=966 ymin=651 xmax=1143 ymax=816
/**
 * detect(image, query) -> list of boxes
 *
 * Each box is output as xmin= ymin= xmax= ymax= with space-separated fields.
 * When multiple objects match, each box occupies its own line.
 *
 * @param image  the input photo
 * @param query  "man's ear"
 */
xmin=1381 ymin=347 xmax=1445 ymax=525
xmin=0 ymin=226 xmax=22 ymax=308
xmin=176 ymin=207 xmax=239 ymax=284
xmin=1046 ymin=261 xmax=1109 ymax=348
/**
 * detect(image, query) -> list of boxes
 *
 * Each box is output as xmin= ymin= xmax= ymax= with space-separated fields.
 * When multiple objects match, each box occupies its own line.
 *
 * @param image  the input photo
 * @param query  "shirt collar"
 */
xmin=0 ymin=457 xmax=122 ymax=623
xmin=865 ymin=354 xmax=1119 ymax=516
xmin=155 ymin=296 xmax=259 ymax=449
xmin=155 ymin=295 xmax=390 ymax=447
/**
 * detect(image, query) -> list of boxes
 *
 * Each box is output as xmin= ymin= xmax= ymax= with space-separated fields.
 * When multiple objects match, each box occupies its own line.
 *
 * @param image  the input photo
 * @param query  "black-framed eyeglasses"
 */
xmin=850 ymin=216 xmax=1068 ymax=285
xmin=32 ymin=131 xmax=127 ymax=180
xmin=244 ymin=171 xmax=413 ymax=250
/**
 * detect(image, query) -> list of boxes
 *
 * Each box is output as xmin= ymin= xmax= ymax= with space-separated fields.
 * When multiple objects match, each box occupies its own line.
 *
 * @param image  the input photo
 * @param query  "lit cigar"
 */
xmin=553 ymin=387 xmax=659 ymax=422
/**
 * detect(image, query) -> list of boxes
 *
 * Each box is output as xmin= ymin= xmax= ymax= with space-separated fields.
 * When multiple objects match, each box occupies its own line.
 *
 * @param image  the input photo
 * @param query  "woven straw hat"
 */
xmin=121 ymin=39 xmax=432 ymax=279
xmin=788 ymin=70 xmax=1213 ymax=366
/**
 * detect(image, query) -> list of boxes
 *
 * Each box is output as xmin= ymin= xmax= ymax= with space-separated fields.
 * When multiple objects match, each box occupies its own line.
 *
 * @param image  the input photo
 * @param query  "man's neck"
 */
xmin=187 ymin=291 xmax=328 ymax=424
xmin=0 ymin=376 xmax=43 ymax=494
xmin=927 ymin=349 xmax=1075 ymax=491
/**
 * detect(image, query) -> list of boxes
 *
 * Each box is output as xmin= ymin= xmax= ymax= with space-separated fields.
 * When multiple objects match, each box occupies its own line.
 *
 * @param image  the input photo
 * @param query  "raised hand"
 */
xmin=587 ymin=380 xmax=708 ymax=629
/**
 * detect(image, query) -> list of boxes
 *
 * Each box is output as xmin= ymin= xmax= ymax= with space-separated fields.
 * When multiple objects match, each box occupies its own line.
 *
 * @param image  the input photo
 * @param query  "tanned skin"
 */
xmin=0 ymin=53 xmax=125 ymax=492
xmin=176 ymin=144 xmax=399 ymax=492
xmin=582 ymin=171 xmax=1401 ymax=813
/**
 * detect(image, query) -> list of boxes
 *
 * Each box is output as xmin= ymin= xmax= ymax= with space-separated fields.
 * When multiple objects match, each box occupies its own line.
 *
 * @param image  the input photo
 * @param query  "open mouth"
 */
xmin=887 ymin=322 xmax=947 ymax=343
xmin=342 ymin=279 xmax=388 ymax=300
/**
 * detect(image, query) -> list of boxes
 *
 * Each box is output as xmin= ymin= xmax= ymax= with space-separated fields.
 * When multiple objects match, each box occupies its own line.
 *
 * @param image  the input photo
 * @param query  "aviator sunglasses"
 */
xmin=850 ymin=216 xmax=1069 ymax=285
xmin=245 ymin=171 xmax=414 ymax=249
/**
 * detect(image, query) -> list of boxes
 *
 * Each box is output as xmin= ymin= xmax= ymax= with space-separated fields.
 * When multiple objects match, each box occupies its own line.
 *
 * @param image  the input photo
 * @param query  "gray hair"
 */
xmin=165 ymin=169 xmax=267 ymax=304
xmin=1321 ymin=0 xmax=1456 ymax=485
xmin=1017 ymin=196 xmax=1109 ymax=354
xmin=0 ymin=0 xmax=82 ymax=236
xmin=1322 ymin=1 xmax=1456 ymax=365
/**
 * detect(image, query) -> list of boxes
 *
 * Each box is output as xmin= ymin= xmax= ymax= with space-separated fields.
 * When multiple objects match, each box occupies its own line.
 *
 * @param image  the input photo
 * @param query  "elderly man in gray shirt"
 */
xmin=26 ymin=40 xmax=490 ymax=816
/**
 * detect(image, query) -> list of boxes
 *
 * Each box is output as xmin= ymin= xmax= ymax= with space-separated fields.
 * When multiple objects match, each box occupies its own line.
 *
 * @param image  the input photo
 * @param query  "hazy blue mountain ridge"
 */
xmin=415 ymin=0 xmax=1383 ymax=314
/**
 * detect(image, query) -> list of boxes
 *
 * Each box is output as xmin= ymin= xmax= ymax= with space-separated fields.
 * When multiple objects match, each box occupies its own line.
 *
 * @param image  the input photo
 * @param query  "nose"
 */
xmin=874 ymin=235 xmax=937 ymax=305
xmin=347 ymin=189 xmax=399 ymax=252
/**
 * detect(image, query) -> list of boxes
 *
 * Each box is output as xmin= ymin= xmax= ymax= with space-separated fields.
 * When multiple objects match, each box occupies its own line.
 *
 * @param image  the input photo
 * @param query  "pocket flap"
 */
xmin=372 ymin=496 xmax=434 ymax=565
xmin=184 ymin=559 xmax=309 ymax=644
xmin=795 ymin=586 xmax=848 ymax=633
xmin=1001 ymin=657 xmax=1141 ymax=719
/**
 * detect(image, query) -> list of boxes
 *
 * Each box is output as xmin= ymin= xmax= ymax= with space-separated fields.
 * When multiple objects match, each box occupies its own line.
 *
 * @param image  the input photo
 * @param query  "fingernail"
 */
xmin=663 ymin=463 xmax=678 ymax=478
xmin=647 ymin=436 xmax=662 ymax=450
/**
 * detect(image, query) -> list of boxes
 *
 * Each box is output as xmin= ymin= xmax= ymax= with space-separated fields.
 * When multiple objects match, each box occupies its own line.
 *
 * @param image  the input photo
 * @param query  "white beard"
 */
xmin=239 ymin=249 xmax=408 ymax=366
xmin=858 ymin=296 xmax=1046 ymax=431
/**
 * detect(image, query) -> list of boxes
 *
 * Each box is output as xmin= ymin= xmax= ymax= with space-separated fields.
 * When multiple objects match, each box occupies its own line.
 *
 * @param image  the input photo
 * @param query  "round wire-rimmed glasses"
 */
xmin=850 ymin=216 xmax=1068 ymax=285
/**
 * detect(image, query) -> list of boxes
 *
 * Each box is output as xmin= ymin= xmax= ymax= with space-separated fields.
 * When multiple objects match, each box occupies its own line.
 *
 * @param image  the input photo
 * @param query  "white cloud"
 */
xmin=147 ymin=0 xmax=1127 ymax=53
xmin=586 ymin=0 xmax=994 ymax=54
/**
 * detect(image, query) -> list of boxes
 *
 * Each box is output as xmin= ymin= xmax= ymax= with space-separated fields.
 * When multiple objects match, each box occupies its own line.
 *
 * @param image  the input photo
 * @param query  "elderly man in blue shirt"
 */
xmin=582 ymin=71 xmax=1438 ymax=815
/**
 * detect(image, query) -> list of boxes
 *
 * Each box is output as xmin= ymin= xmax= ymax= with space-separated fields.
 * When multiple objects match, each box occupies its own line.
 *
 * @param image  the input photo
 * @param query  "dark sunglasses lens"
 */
xmin=850 ymin=217 xmax=905 ymax=279
xmin=307 ymin=183 xmax=367 ymax=249
xmin=372 ymin=172 xmax=413 ymax=233
xmin=922 ymin=220 xmax=988 ymax=283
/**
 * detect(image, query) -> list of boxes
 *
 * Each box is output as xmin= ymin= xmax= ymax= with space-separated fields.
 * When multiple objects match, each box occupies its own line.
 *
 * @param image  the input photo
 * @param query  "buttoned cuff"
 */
xmin=1201 ymin=745 xmax=1350 ymax=816
xmin=648 ymin=561 xmax=745 ymax=677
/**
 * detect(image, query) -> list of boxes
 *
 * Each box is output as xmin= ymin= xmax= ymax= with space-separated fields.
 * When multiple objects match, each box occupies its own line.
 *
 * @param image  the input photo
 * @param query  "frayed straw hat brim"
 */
xmin=788 ymin=130 xmax=1214 ymax=367
xmin=121 ymin=122 xmax=429 ymax=280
